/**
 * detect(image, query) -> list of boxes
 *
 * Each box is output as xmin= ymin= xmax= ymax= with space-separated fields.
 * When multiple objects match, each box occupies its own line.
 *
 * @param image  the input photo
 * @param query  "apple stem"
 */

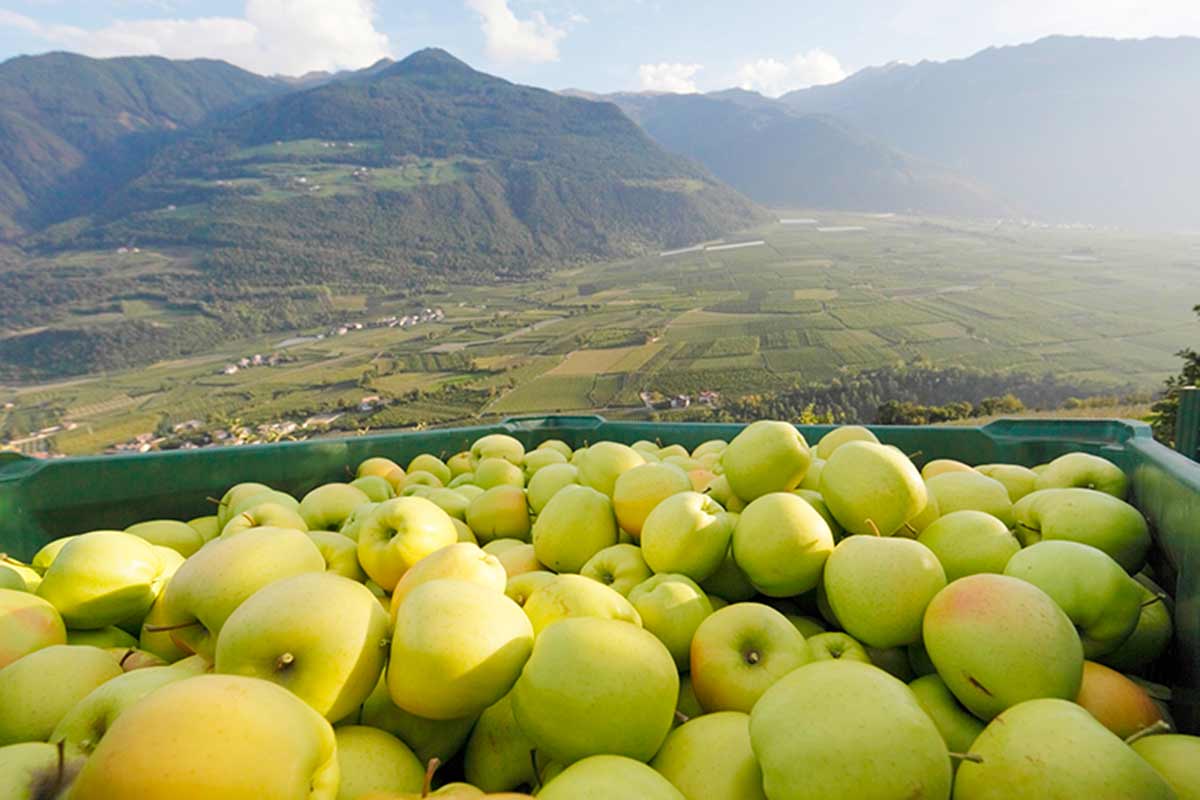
xmin=144 ymin=620 xmax=201 ymax=633
xmin=1125 ymin=720 xmax=1172 ymax=745
xmin=674 ymin=709 xmax=690 ymax=725
xmin=1141 ymin=593 xmax=1169 ymax=608
xmin=529 ymin=749 xmax=542 ymax=791
xmin=908 ymin=450 xmax=924 ymax=460
xmin=54 ymin=738 xmax=65 ymax=790
xmin=865 ymin=518 xmax=882 ymax=537
xmin=206 ymin=496 xmax=223 ymax=506
xmin=949 ymin=752 xmax=984 ymax=763
xmin=119 ymin=648 xmax=136 ymax=668
xmin=421 ymin=758 xmax=441 ymax=797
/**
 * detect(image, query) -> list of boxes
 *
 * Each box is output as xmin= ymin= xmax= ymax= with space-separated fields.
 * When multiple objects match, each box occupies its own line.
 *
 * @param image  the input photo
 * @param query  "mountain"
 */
xmin=273 ymin=58 xmax=397 ymax=89
xmin=0 ymin=52 xmax=283 ymax=237
xmin=607 ymin=90 xmax=1007 ymax=216
xmin=782 ymin=36 xmax=1200 ymax=228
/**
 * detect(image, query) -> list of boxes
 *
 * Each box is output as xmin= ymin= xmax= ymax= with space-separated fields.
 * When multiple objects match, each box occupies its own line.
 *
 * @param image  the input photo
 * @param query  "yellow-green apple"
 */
xmin=731 ymin=493 xmax=833 ymax=597
xmin=504 ymin=570 xmax=555 ymax=608
xmin=918 ymin=510 xmax=1019 ymax=581
xmin=512 ymin=617 xmax=677 ymax=763
xmin=631 ymin=440 xmax=660 ymax=460
xmin=1004 ymin=540 xmax=1142 ymax=657
xmin=352 ymin=475 xmax=398 ymax=503
xmin=447 ymin=451 xmax=477 ymax=477
xmin=472 ymin=434 xmax=525 ymax=465
xmin=482 ymin=539 xmax=540 ymax=578
xmin=214 ymin=482 xmax=271 ymax=528
xmin=422 ymin=488 xmax=468 ymax=520
xmin=308 ymin=530 xmax=367 ymax=581
xmin=0 ymin=741 xmax=85 ymax=800
xmin=750 ymin=660 xmax=951 ymax=800
xmin=539 ymin=755 xmax=685 ymax=800
xmin=453 ymin=518 xmax=478 ymax=544
xmin=215 ymin=572 xmax=389 ymax=721
xmin=975 ymin=464 xmax=1038 ymax=502
xmin=522 ymin=574 xmax=641 ymax=635
xmin=124 ymin=520 xmax=204 ymax=557
xmin=925 ymin=471 xmax=1014 ymax=528
xmin=0 ymin=644 xmax=123 ymax=744
xmin=357 ymin=673 xmax=477 ymax=765
xmin=1101 ymin=577 xmax=1173 ymax=672
xmin=629 ymin=574 xmax=713 ymax=670
xmin=921 ymin=459 xmax=975 ymax=479
xmin=908 ymin=673 xmax=984 ymax=756
xmin=0 ymin=589 xmax=65 ymax=668
xmin=1131 ymin=734 xmax=1200 ymax=800
xmin=1013 ymin=488 xmax=1150 ymax=572
xmin=224 ymin=489 xmax=299 ymax=528
xmin=820 ymin=441 xmax=926 ymax=536
xmin=475 ymin=458 xmax=525 ymax=490
xmin=922 ymin=574 xmax=1083 ymax=720
xmin=453 ymin=484 xmax=484 ymax=502
xmin=538 ymin=439 xmax=573 ymax=459
xmin=704 ymin=474 xmax=746 ymax=512
xmin=641 ymin=492 xmax=736 ymax=581
xmin=651 ymin=711 xmax=766 ymax=800
xmin=464 ymin=692 xmax=537 ymax=792
xmin=687 ymin=468 xmax=716 ymax=492
xmin=788 ymin=615 xmax=826 ymax=638
xmin=901 ymin=492 xmax=941 ymax=537
xmin=1074 ymin=660 xmax=1165 ymax=738
xmin=465 ymin=486 xmax=530 ymax=544
xmin=662 ymin=455 xmax=703 ymax=473
xmin=699 ymin=546 xmax=756 ymax=601
xmin=721 ymin=421 xmax=811 ymax=501
xmin=0 ymin=557 xmax=40 ymax=591
xmin=522 ymin=448 xmax=566 ymax=478
xmin=815 ymin=425 xmax=878 ymax=459
xmin=389 ymin=579 xmax=533 ymax=720
xmin=187 ymin=515 xmax=221 ymax=543
xmin=526 ymin=463 xmax=579 ymax=515
xmin=577 ymin=441 xmax=645 ymax=496
xmin=390 ymin=543 xmax=506 ymax=620
xmin=69 ymin=674 xmax=339 ymax=800
xmin=657 ymin=444 xmax=689 ymax=459
xmin=107 ymin=647 xmax=167 ymax=671
xmin=676 ymin=673 xmax=703 ymax=722
xmin=807 ymin=632 xmax=870 ymax=663
xmin=798 ymin=457 xmax=823 ymax=490
xmin=612 ymin=462 xmax=691 ymax=538
xmin=357 ymin=457 xmax=407 ymax=492
xmin=357 ymin=497 xmax=458 ymax=590
xmin=137 ymin=595 xmax=189 ymax=662
xmin=301 ymin=483 xmax=373 ymax=531
xmin=531 ymin=485 xmax=617 ymax=573
xmin=339 ymin=502 xmax=379 ymax=541
xmin=865 ymin=645 xmax=915 ymax=681
xmin=793 ymin=489 xmax=845 ymax=540
xmin=692 ymin=439 xmax=727 ymax=459
xmin=401 ymin=472 xmax=443 ymax=491
xmin=335 ymin=725 xmax=425 ymax=799
xmin=825 ymin=522 xmax=948 ymax=646
xmin=408 ymin=454 xmax=452 ymax=485
xmin=67 ymin=626 xmax=137 ymax=648
xmin=689 ymin=602 xmax=809 ymax=713
xmin=222 ymin=501 xmax=309 ymax=536
xmin=954 ymin=698 xmax=1173 ymax=799
xmin=1035 ymin=452 xmax=1128 ymax=498
xmin=37 ymin=531 xmax=164 ymax=629
xmin=50 ymin=663 xmax=191 ymax=757
xmin=580 ymin=543 xmax=653 ymax=596
xmin=158 ymin=526 xmax=325 ymax=657
xmin=908 ymin=641 xmax=937 ymax=676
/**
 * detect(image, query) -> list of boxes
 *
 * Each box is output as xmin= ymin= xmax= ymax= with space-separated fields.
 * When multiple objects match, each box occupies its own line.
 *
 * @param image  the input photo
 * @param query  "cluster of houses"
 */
xmin=219 ymin=352 xmax=284 ymax=376
xmin=638 ymin=391 xmax=721 ymax=410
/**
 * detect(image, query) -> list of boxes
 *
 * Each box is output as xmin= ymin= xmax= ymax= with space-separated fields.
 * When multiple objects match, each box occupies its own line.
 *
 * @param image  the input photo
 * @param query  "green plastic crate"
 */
xmin=2 ymin=415 xmax=1197 ymax=731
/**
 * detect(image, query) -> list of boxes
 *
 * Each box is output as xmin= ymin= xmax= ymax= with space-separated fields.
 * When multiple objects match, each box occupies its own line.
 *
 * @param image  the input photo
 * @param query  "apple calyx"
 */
xmin=1124 ymin=720 xmax=1172 ymax=745
xmin=744 ymin=648 xmax=762 ymax=665
xmin=949 ymin=752 xmax=984 ymax=764
xmin=275 ymin=652 xmax=296 ymax=672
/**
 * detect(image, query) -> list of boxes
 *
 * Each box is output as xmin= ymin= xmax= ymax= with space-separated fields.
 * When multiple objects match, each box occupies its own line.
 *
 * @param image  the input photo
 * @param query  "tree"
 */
xmin=1150 ymin=304 xmax=1200 ymax=445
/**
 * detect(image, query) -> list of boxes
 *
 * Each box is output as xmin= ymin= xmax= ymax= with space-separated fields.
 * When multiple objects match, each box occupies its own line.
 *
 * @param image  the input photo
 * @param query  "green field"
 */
xmin=3 ymin=211 xmax=1195 ymax=454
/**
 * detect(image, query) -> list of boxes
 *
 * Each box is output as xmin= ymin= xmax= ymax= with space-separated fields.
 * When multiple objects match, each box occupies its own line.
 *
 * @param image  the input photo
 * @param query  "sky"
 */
xmin=2 ymin=1 xmax=1200 ymax=96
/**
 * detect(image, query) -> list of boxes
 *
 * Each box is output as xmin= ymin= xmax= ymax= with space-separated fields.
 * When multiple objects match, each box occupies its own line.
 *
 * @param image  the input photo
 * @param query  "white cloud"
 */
xmin=465 ymin=0 xmax=566 ymax=64
xmin=638 ymin=62 xmax=703 ymax=93
xmin=736 ymin=49 xmax=847 ymax=97
xmin=1 ymin=0 xmax=392 ymax=76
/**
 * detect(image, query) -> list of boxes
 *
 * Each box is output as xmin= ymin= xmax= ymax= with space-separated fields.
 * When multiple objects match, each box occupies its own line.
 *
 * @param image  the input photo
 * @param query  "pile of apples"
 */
xmin=0 ymin=421 xmax=1196 ymax=799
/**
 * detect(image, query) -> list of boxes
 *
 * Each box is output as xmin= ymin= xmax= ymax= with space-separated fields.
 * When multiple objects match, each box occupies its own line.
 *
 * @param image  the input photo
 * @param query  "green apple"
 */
xmin=750 ymin=660 xmax=951 ymax=800
xmin=865 ymin=645 xmax=915 ymax=681
xmin=409 ymin=454 xmax=452 ymax=485
xmin=475 ymin=458 xmax=526 ymax=490
xmin=453 ymin=484 xmax=485 ymax=502
xmin=925 ymin=471 xmax=1014 ymax=528
xmin=338 ymin=502 xmax=379 ymax=541
xmin=356 ymin=673 xmax=477 ymax=765
xmin=0 ymin=644 xmax=123 ymax=745
xmin=307 ymin=530 xmax=367 ymax=581
xmin=788 ymin=614 xmax=826 ymax=638
xmin=676 ymin=673 xmax=703 ymax=723
xmin=0 ymin=589 xmax=66 ymax=669
xmin=215 ymin=572 xmax=389 ymax=721
xmin=0 ymin=557 xmax=40 ymax=591
xmin=69 ymin=674 xmax=338 ymax=800
xmin=389 ymin=543 xmax=506 ymax=619
xmin=357 ymin=497 xmax=458 ymax=591
xmin=954 ymin=698 xmax=1173 ymax=799
xmin=975 ymin=464 xmax=1038 ymax=502
xmin=908 ymin=641 xmax=937 ymax=677
xmin=214 ymin=482 xmax=272 ymax=528
xmin=522 ymin=448 xmax=567 ymax=477
xmin=483 ymin=540 xmax=540 ymax=578
xmin=815 ymin=425 xmax=878 ymax=459
xmin=577 ymin=441 xmax=645 ymax=496
xmin=581 ymin=543 xmax=653 ymax=596
xmin=798 ymin=457 xmax=824 ymax=491
xmin=402 ymin=471 xmax=444 ymax=491
xmin=662 ymin=455 xmax=703 ymax=474
xmin=1101 ymin=578 xmax=1173 ymax=672
xmin=699 ymin=546 xmax=756 ymax=602
xmin=106 ymin=647 xmax=167 ymax=671
xmin=351 ymin=475 xmax=397 ymax=503
xmin=612 ymin=462 xmax=692 ymax=538
xmin=806 ymin=632 xmax=870 ymax=663
xmin=504 ymin=570 xmax=555 ymax=608
xmin=820 ymin=441 xmax=927 ymax=536
xmin=0 ymin=741 xmax=85 ymax=800
xmin=463 ymin=692 xmax=537 ymax=792
xmin=923 ymin=574 xmax=1083 ymax=720
xmin=731 ymin=493 xmax=833 ymax=597
xmin=909 ymin=673 xmax=984 ymax=756
xmin=224 ymin=489 xmax=300 ymax=528
xmin=1131 ymin=734 xmax=1200 ymax=800
xmin=692 ymin=439 xmax=727 ymax=459
xmin=629 ymin=574 xmax=714 ymax=670
xmin=652 ymin=711 xmax=766 ymax=800
xmin=67 ymin=626 xmax=137 ymax=649
xmin=1035 ymin=452 xmax=1128 ymax=498
xmin=1074 ymin=660 xmax=1165 ymax=739
xmin=222 ymin=501 xmax=309 ymax=536
xmin=921 ymin=458 xmax=975 ymax=479
xmin=357 ymin=456 xmax=408 ymax=492
xmin=793 ymin=489 xmax=844 ymax=540
xmin=37 ymin=531 xmax=164 ymax=630
xmin=389 ymin=579 xmax=533 ymax=720
xmin=512 ymin=617 xmax=677 ymax=763
xmin=124 ymin=520 xmax=204 ymax=557
xmin=531 ymin=485 xmax=617 ymax=573
xmin=689 ymin=602 xmax=809 ymax=713
xmin=466 ymin=486 xmax=531 ymax=544
xmin=473 ymin=434 xmax=525 ymax=465
xmin=335 ymin=725 xmax=425 ymax=799
xmin=658 ymin=444 xmax=689 ymax=460
xmin=522 ymin=573 xmax=641 ymax=635
xmin=158 ymin=526 xmax=325 ymax=658
xmin=187 ymin=515 xmax=221 ymax=544
xmin=424 ymin=488 xmax=469 ymax=520
xmin=540 ymin=755 xmax=685 ymax=800
xmin=632 ymin=439 xmax=661 ymax=457
xmin=137 ymin=595 xmax=189 ymax=663
xmin=704 ymin=474 xmax=746 ymax=512
xmin=300 ymin=483 xmax=373 ymax=531
xmin=721 ymin=420 xmax=812 ymax=501
xmin=641 ymin=492 xmax=736 ymax=581
xmin=918 ymin=510 xmax=1020 ymax=581
xmin=538 ymin=439 xmax=573 ymax=459
xmin=50 ymin=663 xmax=191 ymax=757
xmin=1004 ymin=540 xmax=1142 ymax=657
xmin=447 ymin=451 xmax=477 ymax=478
xmin=526 ymin=463 xmax=579 ymax=514
xmin=1013 ymin=488 xmax=1150 ymax=572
